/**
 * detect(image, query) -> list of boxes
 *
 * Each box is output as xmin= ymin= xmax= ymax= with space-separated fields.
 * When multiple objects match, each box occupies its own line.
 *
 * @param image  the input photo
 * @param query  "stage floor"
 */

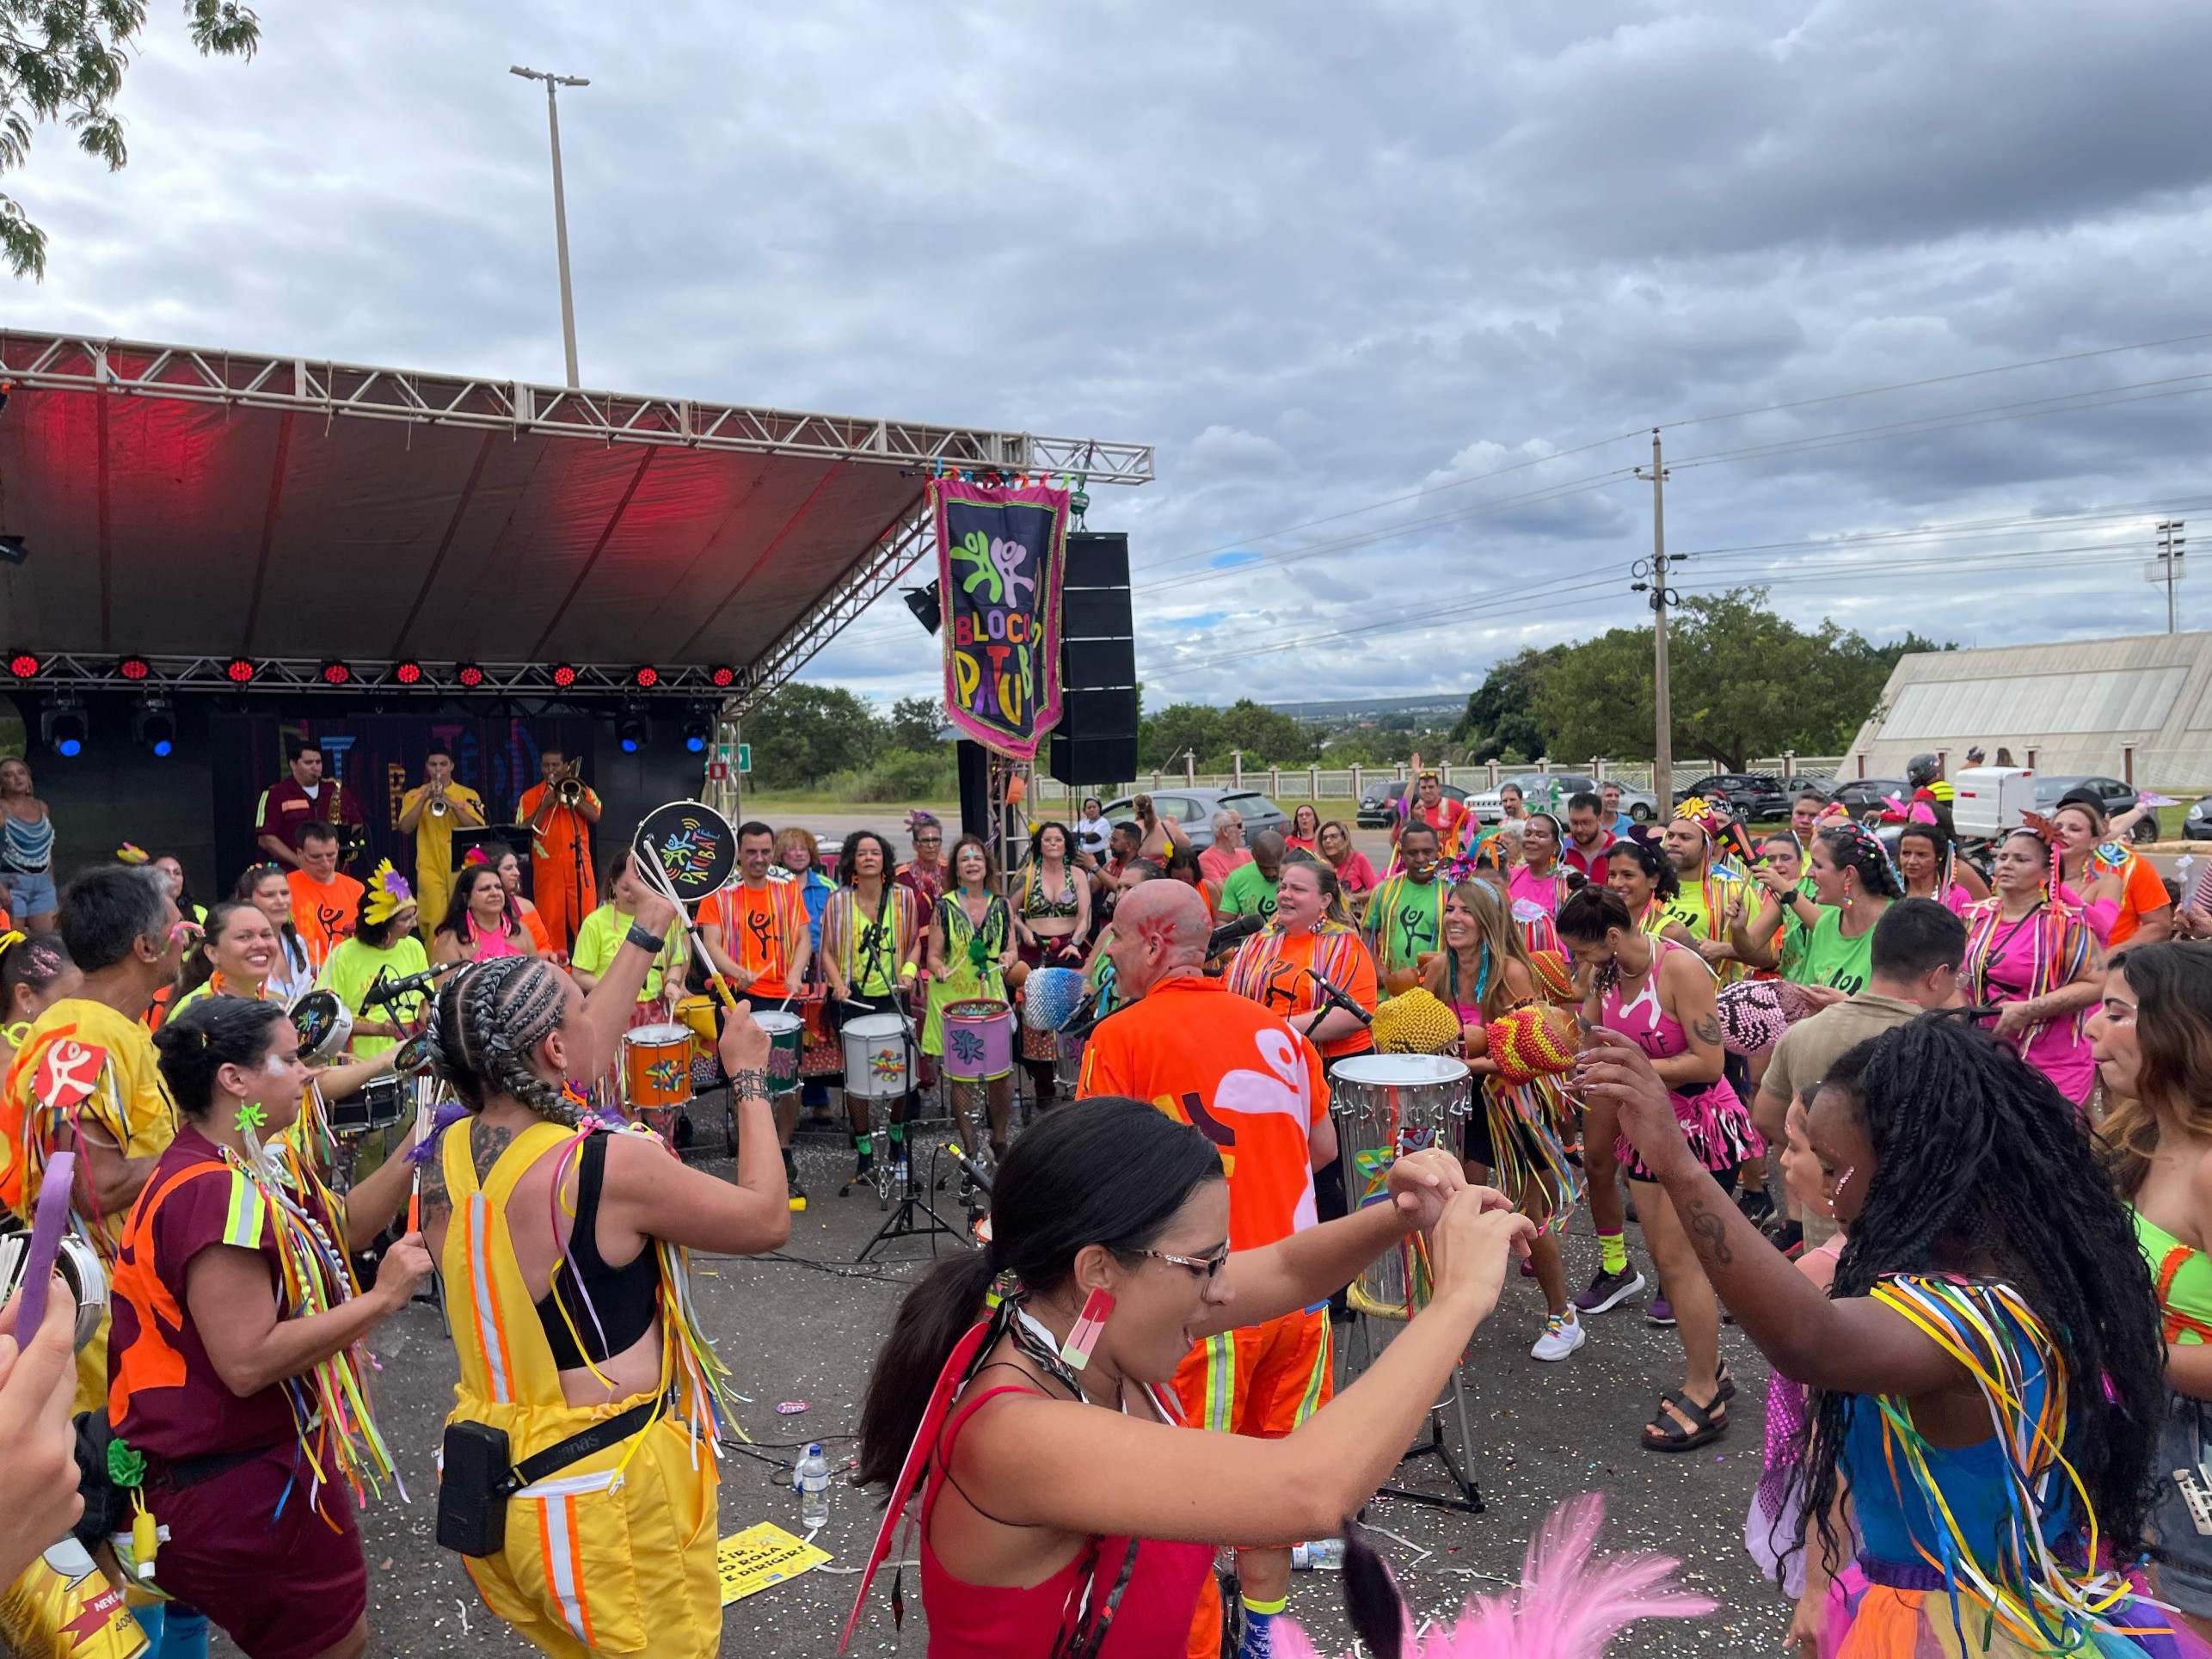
xmin=255 ymin=1112 xmax=1790 ymax=1658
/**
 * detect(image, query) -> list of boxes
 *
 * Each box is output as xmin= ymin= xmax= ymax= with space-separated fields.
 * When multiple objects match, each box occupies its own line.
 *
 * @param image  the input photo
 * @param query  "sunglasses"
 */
xmin=1140 ymin=1244 xmax=1229 ymax=1282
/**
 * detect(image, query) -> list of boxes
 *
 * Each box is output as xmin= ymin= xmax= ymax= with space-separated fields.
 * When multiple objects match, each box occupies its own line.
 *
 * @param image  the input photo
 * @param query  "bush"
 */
xmin=837 ymin=749 xmax=956 ymax=803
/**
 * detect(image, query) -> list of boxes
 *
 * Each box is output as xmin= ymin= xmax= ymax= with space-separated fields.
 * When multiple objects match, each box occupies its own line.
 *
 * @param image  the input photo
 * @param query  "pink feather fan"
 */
xmin=1270 ymin=1495 xmax=1717 ymax=1659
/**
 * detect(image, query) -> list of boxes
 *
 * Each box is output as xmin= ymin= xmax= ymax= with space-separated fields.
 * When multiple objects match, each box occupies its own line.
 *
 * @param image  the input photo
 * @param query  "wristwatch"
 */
xmin=624 ymin=922 xmax=666 ymax=955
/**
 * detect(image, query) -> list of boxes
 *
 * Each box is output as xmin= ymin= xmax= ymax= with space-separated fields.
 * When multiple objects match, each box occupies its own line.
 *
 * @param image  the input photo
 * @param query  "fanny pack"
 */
xmin=436 ymin=1395 xmax=661 ymax=1558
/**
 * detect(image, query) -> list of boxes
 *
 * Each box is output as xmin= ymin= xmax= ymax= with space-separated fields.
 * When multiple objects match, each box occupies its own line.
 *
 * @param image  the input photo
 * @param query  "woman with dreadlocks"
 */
xmin=1965 ymin=827 xmax=2105 ymax=1105
xmin=1580 ymin=1011 xmax=2194 ymax=1659
xmin=2092 ymin=942 xmax=2212 ymax=1640
xmin=415 ymin=862 xmax=791 ymax=1659
xmin=847 ymin=1097 xmax=1532 ymax=1659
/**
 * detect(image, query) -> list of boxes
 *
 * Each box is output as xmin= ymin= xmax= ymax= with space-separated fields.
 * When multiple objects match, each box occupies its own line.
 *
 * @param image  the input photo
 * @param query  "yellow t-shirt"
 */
xmin=3 ymin=997 xmax=178 ymax=1412
xmin=411 ymin=782 xmax=485 ymax=902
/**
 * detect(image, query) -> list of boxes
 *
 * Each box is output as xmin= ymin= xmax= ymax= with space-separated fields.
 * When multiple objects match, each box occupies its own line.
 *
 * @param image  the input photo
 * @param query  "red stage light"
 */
xmin=708 ymin=664 xmax=736 ymax=689
xmin=393 ymin=660 xmax=424 ymax=686
xmin=224 ymin=657 xmax=257 ymax=685
xmin=631 ymin=665 xmax=660 ymax=690
xmin=117 ymin=655 xmax=151 ymax=682
xmin=319 ymin=660 xmax=353 ymax=686
xmin=6 ymin=651 xmax=40 ymax=679
xmin=456 ymin=663 xmax=487 ymax=689
xmin=550 ymin=664 xmax=579 ymax=689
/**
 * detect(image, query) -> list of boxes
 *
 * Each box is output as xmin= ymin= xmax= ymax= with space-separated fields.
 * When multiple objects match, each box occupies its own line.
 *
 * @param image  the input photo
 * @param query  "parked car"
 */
xmin=1829 ymin=777 xmax=1908 ymax=818
xmin=1100 ymin=788 xmax=1287 ymax=852
xmin=2031 ymin=774 xmax=2158 ymax=844
xmin=1472 ymin=772 xmax=1594 ymax=824
xmin=1355 ymin=779 xmax=1468 ymax=829
xmin=1675 ymin=772 xmax=1791 ymax=821
xmin=1779 ymin=777 xmax=1834 ymax=804
xmin=2184 ymin=795 xmax=2212 ymax=843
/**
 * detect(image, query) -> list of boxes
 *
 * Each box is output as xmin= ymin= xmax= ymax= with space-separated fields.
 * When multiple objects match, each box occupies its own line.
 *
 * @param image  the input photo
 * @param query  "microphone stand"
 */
xmin=856 ymin=973 xmax=968 ymax=1264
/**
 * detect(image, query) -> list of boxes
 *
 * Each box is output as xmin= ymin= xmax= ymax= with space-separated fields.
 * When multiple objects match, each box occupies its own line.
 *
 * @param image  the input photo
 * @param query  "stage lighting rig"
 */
xmin=456 ymin=663 xmax=487 ymax=690
xmin=135 ymin=699 xmax=177 ymax=758
xmin=707 ymin=665 xmax=737 ymax=690
xmin=42 ymin=698 xmax=88 ymax=758
xmin=393 ymin=660 xmax=425 ymax=686
xmin=319 ymin=660 xmax=353 ymax=686
xmin=224 ymin=657 xmax=257 ymax=685
xmin=617 ymin=704 xmax=651 ymax=754
xmin=903 ymin=581 xmax=943 ymax=636
xmin=681 ymin=709 xmax=712 ymax=754
xmin=117 ymin=655 xmax=152 ymax=682
xmin=550 ymin=664 xmax=579 ymax=689
xmin=631 ymin=665 xmax=660 ymax=690
xmin=6 ymin=650 xmax=40 ymax=680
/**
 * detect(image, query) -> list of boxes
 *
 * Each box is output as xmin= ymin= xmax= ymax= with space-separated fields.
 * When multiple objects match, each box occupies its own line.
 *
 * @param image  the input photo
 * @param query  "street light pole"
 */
xmin=510 ymin=65 xmax=589 ymax=389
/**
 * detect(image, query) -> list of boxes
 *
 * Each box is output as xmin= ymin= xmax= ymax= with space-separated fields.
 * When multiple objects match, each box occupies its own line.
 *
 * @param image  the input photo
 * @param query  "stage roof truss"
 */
xmin=3 ymin=654 xmax=735 ymax=698
xmin=0 ymin=334 xmax=1156 ymax=481
xmin=731 ymin=504 xmax=935 ymax=716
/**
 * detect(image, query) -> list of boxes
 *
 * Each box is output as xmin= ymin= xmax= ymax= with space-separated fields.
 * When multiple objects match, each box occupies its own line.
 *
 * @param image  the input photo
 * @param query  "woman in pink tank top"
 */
xmin=1558 ymin=886 xmax=1755 ymax=1457
xmin=845 ymin=1093 xmax=1535 ymax=1658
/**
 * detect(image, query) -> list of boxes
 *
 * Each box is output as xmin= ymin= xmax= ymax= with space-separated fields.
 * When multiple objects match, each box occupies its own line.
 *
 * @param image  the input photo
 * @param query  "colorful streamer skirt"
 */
xmin=1822 ymin=1556 xmax=2212 ymax=1658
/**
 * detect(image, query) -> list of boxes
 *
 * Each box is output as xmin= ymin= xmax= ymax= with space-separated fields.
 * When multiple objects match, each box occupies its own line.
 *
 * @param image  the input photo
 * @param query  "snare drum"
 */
xmin=1330 ymin=1053 xmax=1472 ymax=1320
xmin=755 ymin=1011 xmax=804 ymax=1096
xmin=841 ymin=1011 xmax=910 ymax=1099
xmin=941 ymin=998 xmax=1013 ymax=1084
xmin=329 ymin=1073 xmax=410 ymax=1136
xmin=623 ymin=1023 xmax=694 ymax=1109
xmin=798 ymin=991 xmax=840 ymax=1078
xmin=1052 ymin=1030 xmax=1084 ymax=1092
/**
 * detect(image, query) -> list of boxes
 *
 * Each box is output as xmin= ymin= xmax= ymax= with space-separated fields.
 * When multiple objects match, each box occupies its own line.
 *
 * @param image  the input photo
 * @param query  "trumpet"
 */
xmin=556 ymin=775 xmax=587 ymax=808
xmin=428 ymin=792 xmax=450 ymax=818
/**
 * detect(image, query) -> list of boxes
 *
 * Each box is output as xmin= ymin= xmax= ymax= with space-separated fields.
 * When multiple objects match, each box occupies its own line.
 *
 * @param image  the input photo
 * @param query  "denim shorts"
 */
xmin=2 ymin=867 xmax=56 ymax=919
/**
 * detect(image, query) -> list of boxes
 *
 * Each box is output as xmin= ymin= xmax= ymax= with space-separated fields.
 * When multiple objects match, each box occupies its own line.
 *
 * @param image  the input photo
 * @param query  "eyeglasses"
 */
xmin=1140 ymin=1245 xmax=1229 ymax=1281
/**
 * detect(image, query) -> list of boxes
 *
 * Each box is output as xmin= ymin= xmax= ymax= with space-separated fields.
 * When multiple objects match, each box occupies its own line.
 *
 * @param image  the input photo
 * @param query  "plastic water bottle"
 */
xmin=796 ymin=1443 xmax=832 ymax=1531
xmin=1292 ymin=1539 xmax=1344 ymax=1570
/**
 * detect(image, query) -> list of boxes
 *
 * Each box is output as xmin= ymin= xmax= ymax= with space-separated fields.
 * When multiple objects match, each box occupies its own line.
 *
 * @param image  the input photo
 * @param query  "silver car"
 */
xmin=1467 ymin=772 xmax=1658 ymax=825
xmin=1100 ymin=788 xmax=1289 ymax=852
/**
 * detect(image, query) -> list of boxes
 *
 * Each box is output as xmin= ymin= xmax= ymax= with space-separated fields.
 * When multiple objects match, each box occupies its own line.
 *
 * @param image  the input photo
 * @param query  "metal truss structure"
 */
xmin=728 ymin=506 xmax=937 ymax=715
xmin=3 ymin=654 xmax=733 ymax=700
xmin=0 ymin=332 xmax=1157 ymax=482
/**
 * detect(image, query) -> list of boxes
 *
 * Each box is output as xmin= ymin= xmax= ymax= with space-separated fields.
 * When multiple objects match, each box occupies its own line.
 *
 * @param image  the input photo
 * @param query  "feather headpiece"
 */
xmin=362 ymin=859 xmax=414 ymax=925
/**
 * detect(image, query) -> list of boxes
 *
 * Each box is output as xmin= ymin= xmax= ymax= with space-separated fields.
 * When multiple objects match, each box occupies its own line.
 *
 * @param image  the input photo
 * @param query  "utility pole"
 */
xmin=510 ymin=65 xmax=589 ymax=389
xmin=1633 ymin=429 xmax=1679 ymax=809
xmin=2157 ymin=519 xmax=2188 ymax=634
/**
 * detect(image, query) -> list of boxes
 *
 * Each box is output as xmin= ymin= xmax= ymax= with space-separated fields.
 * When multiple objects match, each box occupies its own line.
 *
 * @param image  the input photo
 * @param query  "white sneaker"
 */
xmin=1530 ymin=1311 xmax=1586 ymax=1361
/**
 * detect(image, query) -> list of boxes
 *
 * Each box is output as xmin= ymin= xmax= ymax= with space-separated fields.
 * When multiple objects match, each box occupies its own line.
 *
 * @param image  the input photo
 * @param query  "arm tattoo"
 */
xmin=1693 ymin=1014 xmax=1724 ymax=1047
xmin=1685 ymin=1196 xmax=1734 ymax=1266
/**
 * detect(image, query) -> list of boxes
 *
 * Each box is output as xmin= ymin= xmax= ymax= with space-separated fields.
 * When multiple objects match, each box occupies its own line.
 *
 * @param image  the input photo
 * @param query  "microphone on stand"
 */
xmin=1303 ymin=967 xmax=1373 ymax=1029
xmin=363 ymin=960 xmax=460 ymax=1009
xmin=1204 ymin=912 xmax=1265 ymax=960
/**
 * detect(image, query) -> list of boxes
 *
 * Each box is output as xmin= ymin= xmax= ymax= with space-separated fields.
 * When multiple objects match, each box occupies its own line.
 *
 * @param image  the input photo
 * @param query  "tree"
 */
xmin=3 ymin=2 xmax=262 ymax=279
xmin=884 ymin=695 xmax=945 ymax=752
xmin=742 ymin=684 xmax=882 ymax=789
xmin=1451 ymin=646 xmax=1561 ymax=762
xmin=1214 ymin=698 xmax=1314 ymax=766
xmin=1140 ymin=702 xmax=1223 ymax=771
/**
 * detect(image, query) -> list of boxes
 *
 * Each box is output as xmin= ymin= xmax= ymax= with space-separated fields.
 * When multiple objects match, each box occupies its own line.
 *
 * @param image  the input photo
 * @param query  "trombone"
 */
xmin=555 ymin=774 xmax=587 ymax=808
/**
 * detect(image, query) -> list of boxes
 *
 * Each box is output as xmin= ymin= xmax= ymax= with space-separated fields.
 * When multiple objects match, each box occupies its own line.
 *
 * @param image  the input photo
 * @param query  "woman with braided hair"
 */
xmin=849 ymin=1097 xmax=1533 ymax=1659
xmin=415 ymin=864 xmax=791 ymax=1658
xmin=1581 ymin=1010 xmax=2191 ymax=1659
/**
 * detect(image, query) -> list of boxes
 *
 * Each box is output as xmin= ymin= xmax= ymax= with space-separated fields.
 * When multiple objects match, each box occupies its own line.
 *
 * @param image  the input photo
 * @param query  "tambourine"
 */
xmin=635 ymin=800 xmax=737 ymax=907
xmin=392 ymin=1030 xmax=434 ymax=1077
xmin=289 ymin=988 xmax=353 ymax=1064
xmin=0 ymin=1230 xmax=108 ymax=1355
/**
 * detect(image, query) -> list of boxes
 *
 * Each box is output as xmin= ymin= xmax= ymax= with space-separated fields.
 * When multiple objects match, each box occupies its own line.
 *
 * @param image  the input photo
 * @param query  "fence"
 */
xmin=1026 ymin=756 xmax=1848 ymax=808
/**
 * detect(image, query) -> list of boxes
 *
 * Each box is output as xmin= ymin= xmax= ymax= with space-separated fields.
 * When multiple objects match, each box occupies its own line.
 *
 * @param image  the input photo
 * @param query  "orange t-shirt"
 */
xmin=698 ymin=878 xmax=806 ymax=998
xmin=517 ymin=900 xmax=555 ymax=959
xmin=286 ymin=869 xmax=365 ymax=969
xmin=1224 ymin=927 xmax=1379 ymax=1061
xmin=1078 ymin=976 xmax=1329 ymax=1250
xmin=2111 ymin=851 xmax=2171 ymax=947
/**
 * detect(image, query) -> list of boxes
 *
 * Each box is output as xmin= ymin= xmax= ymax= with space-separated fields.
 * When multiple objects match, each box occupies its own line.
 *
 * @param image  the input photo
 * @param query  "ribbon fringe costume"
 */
xmin=439 ymin=1115 xmax=736 ymax=1658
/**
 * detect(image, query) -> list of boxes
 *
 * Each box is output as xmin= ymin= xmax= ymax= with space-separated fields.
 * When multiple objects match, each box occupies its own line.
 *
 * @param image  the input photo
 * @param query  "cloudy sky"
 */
xmin=15 ymin=0 xmax=2212 ymax=710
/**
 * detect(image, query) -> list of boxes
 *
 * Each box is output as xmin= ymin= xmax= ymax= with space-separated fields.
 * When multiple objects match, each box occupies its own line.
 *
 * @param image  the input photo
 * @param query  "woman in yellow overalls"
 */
xmin=417 ymin=897 xmax=790 ymax=1659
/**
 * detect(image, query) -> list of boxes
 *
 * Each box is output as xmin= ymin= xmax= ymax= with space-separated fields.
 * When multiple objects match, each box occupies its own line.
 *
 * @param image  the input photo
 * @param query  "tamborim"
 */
xmin=289 ymin=990 xmax=353 ymax=1065
xmin=1330 ymin=1053 xmax=1472 ymax=1321
xmin=634 ymin=800 xmax=736 ymax=907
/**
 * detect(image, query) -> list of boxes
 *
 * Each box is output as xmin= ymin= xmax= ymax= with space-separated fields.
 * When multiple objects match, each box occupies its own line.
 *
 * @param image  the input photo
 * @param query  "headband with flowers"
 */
xmin=361 ymin=859 xmax=415 ymax=926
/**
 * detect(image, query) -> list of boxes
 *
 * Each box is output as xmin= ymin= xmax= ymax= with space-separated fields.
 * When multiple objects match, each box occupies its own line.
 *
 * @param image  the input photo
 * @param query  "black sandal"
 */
xmin=1642 ymin=1389 xmax=1729 ymax=1453
xmin=1716 ymin=1361 xmax=1737 ymax=1403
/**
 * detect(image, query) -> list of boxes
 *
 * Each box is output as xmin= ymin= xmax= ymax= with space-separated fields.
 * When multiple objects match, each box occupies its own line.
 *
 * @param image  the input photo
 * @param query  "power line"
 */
xmin=1673 ymin=495 xmax=2212 ymax=564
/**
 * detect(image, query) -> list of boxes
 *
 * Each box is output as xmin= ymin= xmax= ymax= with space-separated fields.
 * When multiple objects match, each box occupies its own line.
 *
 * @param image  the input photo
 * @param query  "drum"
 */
xmin=841 ymin=1011 xmax=910 ymax=1099
xmin=941 ymin=998 xmax=1013 ymax=1084
xmin=328 ymin=1073 xmax=409 ymax=1135
xmin=289 ymin=989 xmax=353 ymax=1064
xmin=674 ymin=993 xmax=719 ymax=1054
xmin=756 ymin=1010 xmax=804 ymax=1096
xmin=1330 ymin=1053 xmax=1472 ymax=1321
xmin=798 ymin=991 xmax=840 ymax=1078
xmin=1052 ymin=1030 xmax=1084 ymax=1092
xmin=623 ymin=1023 xmax=694 ymax=1109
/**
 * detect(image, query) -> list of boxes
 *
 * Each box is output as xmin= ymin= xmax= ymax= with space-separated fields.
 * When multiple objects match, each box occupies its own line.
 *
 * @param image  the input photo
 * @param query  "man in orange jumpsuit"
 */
xmin=516 ymin=745 xmax=601 ymax=955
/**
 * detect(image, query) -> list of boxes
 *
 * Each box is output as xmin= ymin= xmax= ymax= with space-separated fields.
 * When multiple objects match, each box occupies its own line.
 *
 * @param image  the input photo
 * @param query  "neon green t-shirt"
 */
xmin=1218 ymin=863 xmax=1281 ymax=919
xmin=1788 ymin=906 xmax=1878 ymax=997
xmin=317 ymin=933 xmax=431 ymax=1058
xmin=572 ymin=905 xmax=684 ymax=1004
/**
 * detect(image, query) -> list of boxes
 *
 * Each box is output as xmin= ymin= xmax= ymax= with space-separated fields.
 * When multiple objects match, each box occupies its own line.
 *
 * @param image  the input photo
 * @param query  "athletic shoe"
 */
xmin=1573 ymin=1266 xmax=1646 ymax=1314
xmin=1735 ymin=1188 xmax=1775 ymax=1226
xmin=1648 ymin=1293 xmax=1676 ymax=1327
xmin=852 ymin=1146 xmax=875 ymax=1178
xmin=1530 ymin=1311 xmax=1586 ymax=1361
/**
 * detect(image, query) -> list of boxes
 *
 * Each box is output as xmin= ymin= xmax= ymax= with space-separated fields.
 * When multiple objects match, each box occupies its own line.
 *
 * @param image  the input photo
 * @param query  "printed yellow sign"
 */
xmin=716 ymin=1522 xmax=832 ymax=1607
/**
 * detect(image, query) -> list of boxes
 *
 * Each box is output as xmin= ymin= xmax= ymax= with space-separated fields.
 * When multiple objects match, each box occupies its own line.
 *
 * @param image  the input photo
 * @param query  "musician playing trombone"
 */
xmin=519 ymin=744 xmax=601 ymax=956
xmin=397 ymin=744 xmax=485 ymax=943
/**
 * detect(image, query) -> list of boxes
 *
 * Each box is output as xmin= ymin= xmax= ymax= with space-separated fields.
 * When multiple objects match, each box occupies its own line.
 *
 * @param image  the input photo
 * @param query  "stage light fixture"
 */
xmin=617 ymin=706 xmax=651 ymax=754
xmin=0 ymin=536 xmax=26 ymax=567
xmin=707 ymin=664 xmax=736 ymax=690
xmin=903 ymin=582 xmax=942 ymax=636
xmin=631 ymin=665 xmax=660 ymax=690
xmin=456 ymin=662 xmax=487 ymax=689
xmin=681 ymin=709 xmax=712 ymax=754
xmin=393 ymin=660 xmax=425 ymax=687
xmin=224 ymin=657 xmax=257 ymax=685
xmin=6 ymin=650 xmax=40 ymax=679
xmin=117 ymin=655 xmax=151 ymax=682
xmin=319 ymin=660 xmax=353 ymax=687
xmin=550 ymin=663 xmax=579 ymax=689
xmin=41 ymin=699 xmax=88 ymax=759
xmin=135 ymin=699 xmax=176 ymax=759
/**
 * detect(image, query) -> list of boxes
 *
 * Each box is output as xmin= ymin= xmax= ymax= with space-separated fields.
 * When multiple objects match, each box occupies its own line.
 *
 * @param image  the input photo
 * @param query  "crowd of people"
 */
xmin=4 ymin=742 xmax=2212 ymax=1659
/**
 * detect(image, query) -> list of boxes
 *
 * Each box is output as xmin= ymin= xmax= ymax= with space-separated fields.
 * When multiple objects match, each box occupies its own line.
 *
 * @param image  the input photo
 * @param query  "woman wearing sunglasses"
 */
xmin=852 ymin=1097 xmax=1532 ymax=1657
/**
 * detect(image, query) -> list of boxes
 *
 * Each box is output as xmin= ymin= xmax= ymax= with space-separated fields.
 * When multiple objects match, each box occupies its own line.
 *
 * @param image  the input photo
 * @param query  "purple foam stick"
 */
xmin=9 ymin=1149 xmax=75 ymax=1343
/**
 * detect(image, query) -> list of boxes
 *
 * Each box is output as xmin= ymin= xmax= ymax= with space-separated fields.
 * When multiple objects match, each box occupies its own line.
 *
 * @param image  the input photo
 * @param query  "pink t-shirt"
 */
xmin=1508 ymin=863 xmax=1569 ymax=918
xmin=1198 ymin=845 xmax=1252 ymax=885
xmin=1329 ymin=850 xmax=1379 ymax=895
xmin=1974 ymin=906 xmax=2095 ymax=1101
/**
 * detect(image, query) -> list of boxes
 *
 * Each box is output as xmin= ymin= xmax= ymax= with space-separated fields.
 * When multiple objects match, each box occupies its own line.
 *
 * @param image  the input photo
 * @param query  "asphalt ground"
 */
xmin=230 ymin=1100 xmax=1792 ymax=1659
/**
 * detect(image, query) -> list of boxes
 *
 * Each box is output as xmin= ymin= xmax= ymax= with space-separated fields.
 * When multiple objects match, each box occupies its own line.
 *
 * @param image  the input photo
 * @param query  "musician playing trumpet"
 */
xmin=397 ymin=744 xmax=485 ymax=943
xmin=518 ymin=744 xmax=600 ymax=956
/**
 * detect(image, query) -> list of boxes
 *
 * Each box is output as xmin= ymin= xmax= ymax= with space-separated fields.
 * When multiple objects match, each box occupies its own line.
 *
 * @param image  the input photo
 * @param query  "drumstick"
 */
xmin=631 ymin=844 xmax=740 ymax=1014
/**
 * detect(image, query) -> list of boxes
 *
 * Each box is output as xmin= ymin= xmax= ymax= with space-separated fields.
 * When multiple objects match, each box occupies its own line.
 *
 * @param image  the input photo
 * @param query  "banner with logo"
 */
xmin=929 ymin=477 xmax=1069 ymax=760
